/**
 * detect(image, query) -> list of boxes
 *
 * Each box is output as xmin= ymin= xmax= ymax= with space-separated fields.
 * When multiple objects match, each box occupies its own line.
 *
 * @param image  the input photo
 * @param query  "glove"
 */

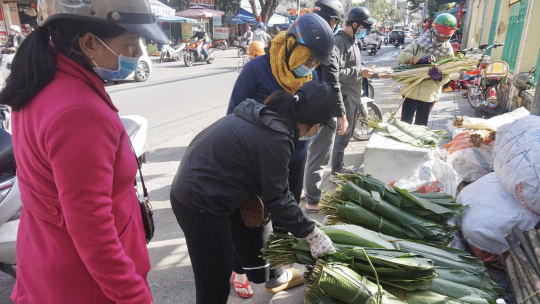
xmin=417 ymin=55 xmax=435 ymax=64
xmin=305 ymin=227 xmax=336 ymax=259
xmin=428 ymin=67 xmax=443 ymax=81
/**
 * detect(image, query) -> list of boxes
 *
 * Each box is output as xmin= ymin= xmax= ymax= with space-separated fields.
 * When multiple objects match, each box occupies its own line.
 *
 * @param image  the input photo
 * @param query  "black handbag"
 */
xmin=131 ymin=146 xmax=154 ymax=244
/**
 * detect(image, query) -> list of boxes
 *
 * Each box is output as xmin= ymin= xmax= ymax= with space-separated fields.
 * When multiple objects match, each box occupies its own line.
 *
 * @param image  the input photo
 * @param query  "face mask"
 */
xmin=299 ymin=125 xmax=322 ymax=141
xmin=355 ymin=29 xmax=366 ymax=39
xmin=9 ymin=32 xmax=15 ymax=36
xmin=293 ymin=64 xmax=315 ymax=77
xmin=92 ymin=36 xmax=140 ymax=81
xmin=333 ymin=25 xmax=340 ymax=35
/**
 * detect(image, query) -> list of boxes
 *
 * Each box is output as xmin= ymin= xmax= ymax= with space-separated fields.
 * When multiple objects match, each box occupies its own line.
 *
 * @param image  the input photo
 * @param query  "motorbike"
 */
xmin=237 ymin=38 xmax=249 ymax=58
xmin=394 ymin=38 xmax=400 ymax=48
xmin=0 ymin=115 xmax=148 ymax=278
xmin=384 ymin=37 xmax=389 ymax=46
xmin=160 ymin=42 xmax=186 ymax=63
xmin=366 ymin=43 xmax=378 ymax=56
xmin=214 ymin=38 xmax=228 ymax=51
xmin=352 ymin=96 xmax=382 ymax=141
xmin=184 ymin=39 xmax=215 ymax=67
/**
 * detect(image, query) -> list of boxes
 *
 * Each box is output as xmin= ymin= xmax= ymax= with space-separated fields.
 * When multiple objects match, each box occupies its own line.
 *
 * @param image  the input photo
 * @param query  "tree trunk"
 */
xmin=249 ymin=0 xmax=260 ymax=23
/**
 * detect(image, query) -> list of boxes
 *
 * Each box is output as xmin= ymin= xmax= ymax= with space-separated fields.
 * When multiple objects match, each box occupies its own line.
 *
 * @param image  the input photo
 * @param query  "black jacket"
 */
xmin=7 ymin=34 xmax=24 ymax=49
xmin=170 ymin=100 xmax=315 ymax=238
xmin=316 ymin=45 xmax=346 ymax=118
xmin=191 ymin=31 xmax=206 ymax=40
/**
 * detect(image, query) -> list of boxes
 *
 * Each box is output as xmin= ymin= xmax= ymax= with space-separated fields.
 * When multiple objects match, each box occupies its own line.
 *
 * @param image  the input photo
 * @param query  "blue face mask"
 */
xmin=333 ymin=25 xmax=340 ymax=35
xmin=355 ymin=29 xmax=367 ymax=39
xmin=92 ymin=37 xmax=140 ymax=82
xmin=293 ymin=63 xmax=315 ymax=78
xmin=299 ymin=125 xmax=323 ymax=141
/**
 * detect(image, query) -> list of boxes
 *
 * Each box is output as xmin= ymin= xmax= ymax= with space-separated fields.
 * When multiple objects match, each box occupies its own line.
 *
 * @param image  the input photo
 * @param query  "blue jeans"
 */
xmin=202 ymin=44 xmax=209 ymax=57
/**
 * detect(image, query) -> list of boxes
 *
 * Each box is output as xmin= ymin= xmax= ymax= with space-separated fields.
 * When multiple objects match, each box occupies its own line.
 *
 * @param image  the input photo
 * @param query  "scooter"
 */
xmin=160 ymin=41 xmax=186 ymax=63
xmin=184 ymin=39 xmax=215 ymax=67
xmin=366 ymin=43 xmax=378 ymax=56
xmin=394 ymin=38 xmax=400 ymax=48
xmin=214 ymin=38 xmax=228 ymax=51
xmin=237 ymin=38 xmax=248 ymax=58
xmin=0 ymin=115 xmax=148 ymax=278
xmin=384 ymin=37 xmax=389 ymax=46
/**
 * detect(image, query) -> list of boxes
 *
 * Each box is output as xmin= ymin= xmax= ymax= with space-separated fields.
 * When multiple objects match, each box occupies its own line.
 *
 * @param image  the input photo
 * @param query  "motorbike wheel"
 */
xmin=184 ymin=52 xmax=194 ymax=67
xmin=353 ymin=101 xmax=382 ymax=141
xmin=368 ymin=83 xmax=375 ymax=99
xmin=467 ymin=86 xmax=480 ymax=109
xmin=206 ymin=50 xmax=215 ymax=64
xmin=221 ymin=44 xmax=227 ymax=51
xmin=237 ymin=49 xmax=243 ymax=58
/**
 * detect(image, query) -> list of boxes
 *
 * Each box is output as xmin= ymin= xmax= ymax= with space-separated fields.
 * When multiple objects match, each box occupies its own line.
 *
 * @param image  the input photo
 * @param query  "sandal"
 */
xmin=231 ymin=273 xmax=253 ymax=298
xmin=264 ymin=269 xmax=305 ymax=294
xmin=305 ymin=206 xmax=320 ymax=213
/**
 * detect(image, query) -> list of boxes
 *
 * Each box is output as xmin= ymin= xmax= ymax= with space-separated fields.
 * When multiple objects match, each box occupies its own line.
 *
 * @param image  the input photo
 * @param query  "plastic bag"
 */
xmin=394 ymin=158 xmax=461 ymax=197
xmin=447 ymin=142 xmax=494 ymax=182
xmin=457 ymin=173 xmax=540 ymax=255
xmin=493 ymin=115 xmax=540 ymax=215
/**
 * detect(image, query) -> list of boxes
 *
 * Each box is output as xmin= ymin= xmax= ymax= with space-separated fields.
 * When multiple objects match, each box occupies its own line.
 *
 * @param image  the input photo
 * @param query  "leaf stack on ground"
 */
xmin=505 ymin=226 xmax=540 ymax=304
xmin=319 ymin=172 xmax=466 ymax=245
xmin=261 ymin=225 xmax=504 ymax=304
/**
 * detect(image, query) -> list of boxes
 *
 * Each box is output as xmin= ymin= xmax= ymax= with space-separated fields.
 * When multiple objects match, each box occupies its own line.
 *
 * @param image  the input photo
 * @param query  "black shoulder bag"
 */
xmin=131 ymin=146 xmax=155 ymax=244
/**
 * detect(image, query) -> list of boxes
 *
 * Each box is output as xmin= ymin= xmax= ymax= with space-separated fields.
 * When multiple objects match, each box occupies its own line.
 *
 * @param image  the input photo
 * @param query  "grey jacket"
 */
xmin=316 ymin=45 xmax=346 ymax=118
xmin=335 ymin=30 xmax=362 ymax=103
xmin=253 ymin=29 xmax=271 ymax=44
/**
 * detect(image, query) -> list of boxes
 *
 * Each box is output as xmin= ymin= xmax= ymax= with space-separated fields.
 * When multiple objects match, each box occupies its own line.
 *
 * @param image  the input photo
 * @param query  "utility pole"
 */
xmin=421 ymin=0 xmax=428 ymax=20
xmin=297 ymin=0 xmax=301 ymax=15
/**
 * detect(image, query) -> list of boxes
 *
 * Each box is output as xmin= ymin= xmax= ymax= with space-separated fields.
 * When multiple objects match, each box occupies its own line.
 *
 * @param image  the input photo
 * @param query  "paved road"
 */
xmin=0 ymin=39 xmax=412 ymax=303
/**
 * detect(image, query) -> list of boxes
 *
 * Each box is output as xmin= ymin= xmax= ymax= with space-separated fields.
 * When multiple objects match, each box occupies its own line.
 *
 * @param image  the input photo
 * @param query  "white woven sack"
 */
xmin=457 ymin=173 xmax=540 ymax=254
xmin=493 ymin=115 xmax=540 ymax=215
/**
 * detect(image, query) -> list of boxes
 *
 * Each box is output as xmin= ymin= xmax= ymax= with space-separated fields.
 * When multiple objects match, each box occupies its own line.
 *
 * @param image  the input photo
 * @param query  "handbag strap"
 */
xmin=129 ymin=141 xmax=149 ymax=203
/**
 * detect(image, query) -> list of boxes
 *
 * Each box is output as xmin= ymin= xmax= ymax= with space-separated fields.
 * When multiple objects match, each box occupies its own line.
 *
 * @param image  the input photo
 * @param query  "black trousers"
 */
xmin=272 ymin=155 xmax=307 ymax=234
xmin=400 ymin=97 xmax=435 ymax=126
xmin=171 ymin=195 xmax=284 ymax=304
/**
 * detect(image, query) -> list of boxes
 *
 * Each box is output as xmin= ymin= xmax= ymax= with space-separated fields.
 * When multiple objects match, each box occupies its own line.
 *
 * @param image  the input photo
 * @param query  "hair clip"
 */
xmin=293 ymin=95 xmax=300 ymax=102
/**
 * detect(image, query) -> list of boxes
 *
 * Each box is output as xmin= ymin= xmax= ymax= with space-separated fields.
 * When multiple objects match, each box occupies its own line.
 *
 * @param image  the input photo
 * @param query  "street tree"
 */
xmin=248 ymin=0 xmax=283 ymax=24
xmin=406 ymin=0 xmax=450 ymax=19
xmin=352 ymin=0 xmax=400 ymax=26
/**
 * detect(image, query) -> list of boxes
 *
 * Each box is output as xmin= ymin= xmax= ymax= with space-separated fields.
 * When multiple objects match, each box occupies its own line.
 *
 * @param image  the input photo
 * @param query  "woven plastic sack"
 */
xmin=447 ymin=142 xmax=494 ymax=182
xmin=493 ymin=115 xmax=540 ymax=215
xmin=457 ymin=173 xmax=540 ymax=255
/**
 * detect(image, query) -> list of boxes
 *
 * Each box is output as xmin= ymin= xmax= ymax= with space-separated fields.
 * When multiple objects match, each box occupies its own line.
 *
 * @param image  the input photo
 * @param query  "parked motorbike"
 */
xmin=214 ymin=38 xmax=228 ymax=51
xmin=160 ymin=42 xmax=186 ymax=63
xmin=184 ymin=39 xmax=215 ymax=67
xmin=366 ymin=43 xmax=378 ymax=56
xmin=0 ymin=115 xmax=148 ymax=278
xmin=237 ymin=38 xmax=248 ymax=58
xmin=352 ymin=97 xmax=382 ymax=141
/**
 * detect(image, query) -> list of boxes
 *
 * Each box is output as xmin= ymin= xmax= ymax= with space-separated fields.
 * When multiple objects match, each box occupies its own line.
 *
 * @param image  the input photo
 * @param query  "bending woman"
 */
xmin=170 ymin=81 xmax=337 ymax=304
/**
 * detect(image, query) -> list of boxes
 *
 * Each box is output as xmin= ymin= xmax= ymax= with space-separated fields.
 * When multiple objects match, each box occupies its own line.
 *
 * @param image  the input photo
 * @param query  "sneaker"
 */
xmin=443 ymin=87 xmax=453 ymax=93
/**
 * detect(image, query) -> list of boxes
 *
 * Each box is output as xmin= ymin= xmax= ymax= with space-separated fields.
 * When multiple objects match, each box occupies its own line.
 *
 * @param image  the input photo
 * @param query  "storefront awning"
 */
xmin=238 ymin=7 xmax=290 ymax=25
xmin=157 ymin=16 xmax=198 ymax=23
xmin=149 ymin=0 xmax=176 ymax=16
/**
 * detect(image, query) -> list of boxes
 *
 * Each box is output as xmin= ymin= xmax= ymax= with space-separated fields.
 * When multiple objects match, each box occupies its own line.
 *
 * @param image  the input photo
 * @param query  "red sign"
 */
xmin=190 ymin=0 xmax=214 ymax=8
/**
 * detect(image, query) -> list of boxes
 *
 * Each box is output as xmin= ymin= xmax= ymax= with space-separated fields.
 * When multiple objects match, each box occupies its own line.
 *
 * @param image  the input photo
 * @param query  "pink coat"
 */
xmin=10 ymin=52 xmax=153 ymax=304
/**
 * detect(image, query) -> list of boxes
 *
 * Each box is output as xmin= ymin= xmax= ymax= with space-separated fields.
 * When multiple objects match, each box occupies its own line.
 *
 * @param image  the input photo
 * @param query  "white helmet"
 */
xmin=9 ymin=25 xmax=20 ymax=32
xmin=37 ymin=0 xmax=168 ymax=43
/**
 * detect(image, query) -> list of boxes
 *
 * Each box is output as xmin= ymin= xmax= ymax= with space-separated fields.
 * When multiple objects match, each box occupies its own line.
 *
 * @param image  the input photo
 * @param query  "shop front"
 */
xmin=2 ymin=0 xmax=37 ymax=35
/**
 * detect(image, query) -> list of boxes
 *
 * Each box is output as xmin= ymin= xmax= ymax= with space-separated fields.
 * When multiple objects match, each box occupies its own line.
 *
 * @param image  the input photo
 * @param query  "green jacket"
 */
xmin=397 ymin=41 xmax=454 ymax=102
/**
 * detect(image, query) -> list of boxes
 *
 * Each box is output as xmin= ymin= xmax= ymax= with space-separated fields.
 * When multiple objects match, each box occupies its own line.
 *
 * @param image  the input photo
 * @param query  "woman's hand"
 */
xmin=305 ymin=227 xmax=336 ymax=259
xmin=361 ymin=68 xmax=374 ymax=78
xmin=417 ymin=55 xmax=435 ymax=64
xmin=337 ymin=115 xmax=348 ymax=135
xmin=428 ymin=67 xmax=443 ymax=81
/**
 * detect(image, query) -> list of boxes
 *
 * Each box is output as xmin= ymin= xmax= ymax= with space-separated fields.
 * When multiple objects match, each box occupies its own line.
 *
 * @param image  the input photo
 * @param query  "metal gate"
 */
xmin=487 ymin=0 xmax=502 ymax=56
xmin=501 ymin=0 xmax=530 ymax=73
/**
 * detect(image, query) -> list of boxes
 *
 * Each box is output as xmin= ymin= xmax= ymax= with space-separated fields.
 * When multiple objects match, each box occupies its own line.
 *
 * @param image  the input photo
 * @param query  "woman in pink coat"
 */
xmin=0 ymin=1 xmax=168 ymax=303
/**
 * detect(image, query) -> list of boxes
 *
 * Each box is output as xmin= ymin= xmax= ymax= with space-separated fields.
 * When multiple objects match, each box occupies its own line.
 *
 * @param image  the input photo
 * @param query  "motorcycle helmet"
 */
xmin=371 ymin=29 xmax=377 ymax=32
xmin=513 ymin=71 xmax=536 ymax=91
xmin=257 ymin=22 xmax=264 ymax=28
xmin=433 ymin=13 xmax=457 ymax=37
xmin=249 ymin=41 xmax=265 ymax=57
xmin=9 ymin=25 xmax=20 ymax=33
xmin=38 ymin=0 xmax=168 ymax=43
xmin=285 ymin=14 xmax=334 ymax=66
xmin=313 ymin=0 xmax=346 ymax=24
xmin=346 ymin=7 xmax=376 ymax=31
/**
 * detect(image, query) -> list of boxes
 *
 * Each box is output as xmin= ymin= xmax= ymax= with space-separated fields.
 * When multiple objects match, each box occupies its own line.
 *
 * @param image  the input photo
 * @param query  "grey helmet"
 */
xmin=285 ymin=14 xmax=334 ymax=66
xmin=37 ymin=0 xmax=168 ymax=43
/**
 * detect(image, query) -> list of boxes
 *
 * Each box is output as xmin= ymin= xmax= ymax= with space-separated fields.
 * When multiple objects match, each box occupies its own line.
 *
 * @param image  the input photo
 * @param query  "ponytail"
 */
xmin=0 ymin=26 xmax=55 ymax=111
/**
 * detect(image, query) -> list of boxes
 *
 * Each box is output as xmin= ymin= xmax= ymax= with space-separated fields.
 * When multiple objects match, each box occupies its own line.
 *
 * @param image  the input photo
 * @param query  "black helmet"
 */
xmin=313 ymin=0 xmax=346 ymax=24
xmin=285 ymin=14 xmax=334 ymax=66
xmin=346 ymin=7 xmax=376 ymax=30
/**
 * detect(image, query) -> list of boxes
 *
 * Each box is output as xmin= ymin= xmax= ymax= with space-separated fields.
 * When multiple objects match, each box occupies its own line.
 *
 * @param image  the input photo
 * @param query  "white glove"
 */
xmin=304 ymin=227 xmax=336 ymax=259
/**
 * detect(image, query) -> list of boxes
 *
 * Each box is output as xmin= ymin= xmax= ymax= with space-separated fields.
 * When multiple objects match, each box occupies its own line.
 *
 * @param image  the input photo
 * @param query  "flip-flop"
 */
xmin=232 ymin=273 xmax=253 ymax=298
xmin=305 ymin=207 xmax=320 ymax=213
xmin=264 ymin=269 xmax=305 ymax=294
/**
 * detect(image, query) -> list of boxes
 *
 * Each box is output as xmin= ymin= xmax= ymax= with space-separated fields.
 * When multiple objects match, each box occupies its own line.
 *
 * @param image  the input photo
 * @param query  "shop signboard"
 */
xmin=214 ymin=27 xmax=228 ymax=39
xmin=0 ymin=22 xmax=7 ymax=45
xmin=182 ymin=22 xmax=193 ymax=42
xmin=190 ymin=0 xmax=214 ymax=8
xmin=214 ymin=15 xmax=222 ymax=26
